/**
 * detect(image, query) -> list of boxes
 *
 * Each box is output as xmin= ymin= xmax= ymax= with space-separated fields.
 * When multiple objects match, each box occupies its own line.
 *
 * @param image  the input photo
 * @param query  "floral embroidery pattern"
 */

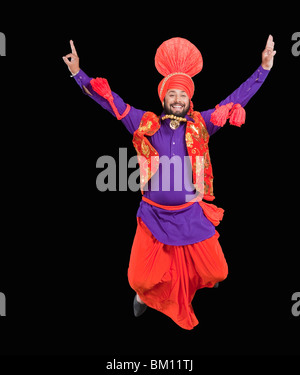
xmin=186 ymin=111 xmax=214 ymax=200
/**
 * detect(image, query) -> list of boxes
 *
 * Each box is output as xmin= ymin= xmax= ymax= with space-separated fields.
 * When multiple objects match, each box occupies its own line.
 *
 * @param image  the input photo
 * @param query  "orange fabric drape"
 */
xmin=128 ymin=218 xmax=228 ymax=330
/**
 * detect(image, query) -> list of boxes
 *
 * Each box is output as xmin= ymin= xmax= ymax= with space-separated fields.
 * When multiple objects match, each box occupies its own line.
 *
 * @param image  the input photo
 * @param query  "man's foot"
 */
xmin=133 ymin=294 xmax=147 ymax=317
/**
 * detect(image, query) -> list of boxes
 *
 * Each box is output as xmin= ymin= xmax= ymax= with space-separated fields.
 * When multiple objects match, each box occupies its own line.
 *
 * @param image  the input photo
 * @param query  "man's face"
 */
xmin=163 ymin=89 xmax=190 ymax=118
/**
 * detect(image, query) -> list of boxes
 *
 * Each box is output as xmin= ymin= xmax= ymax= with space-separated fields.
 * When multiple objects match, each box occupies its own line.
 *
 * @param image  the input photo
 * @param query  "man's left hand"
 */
xmin=261 ymin=35 xmax=276 ymax=70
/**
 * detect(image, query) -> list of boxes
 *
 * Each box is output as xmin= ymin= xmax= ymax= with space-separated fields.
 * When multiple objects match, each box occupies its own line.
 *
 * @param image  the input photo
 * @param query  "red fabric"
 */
xmin=128 ymin=218 xmax=228 ymax=330
xmin=155 ymin=37 xmax=203 ymax=77
xmin=158 ymin=73 xmax=195 ymax=103
xmin=186 ymin=111 xmax=214 ymax=200
xmin=155 ymin=37 xmax=203 ymax=102
xmin=229 ymin=104 xmax=246 ymax=127
xmin=90 ymin=77 xmax=113 ymax=101
xmin=210 ymin=103 xmax=233 ymax=127
xmin=199 ymin=201 xmax=224 ymax=227
xmin=91 ymin=77 xmax=130 ymax=120
xmin=132 ymin=112 xmax=161 ymax=193
xmin=210 ymin=102 xmax=246 ymax=127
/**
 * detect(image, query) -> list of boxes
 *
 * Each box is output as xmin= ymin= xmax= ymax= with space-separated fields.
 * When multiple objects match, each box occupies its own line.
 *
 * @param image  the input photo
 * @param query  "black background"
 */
xmin=0 ymin=4 xmax=299 ymax=362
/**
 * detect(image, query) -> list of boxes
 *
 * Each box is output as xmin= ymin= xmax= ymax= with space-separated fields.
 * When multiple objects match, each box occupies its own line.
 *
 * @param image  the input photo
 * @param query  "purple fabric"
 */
xmin=73 ymin=66 xmax=269 ymax=245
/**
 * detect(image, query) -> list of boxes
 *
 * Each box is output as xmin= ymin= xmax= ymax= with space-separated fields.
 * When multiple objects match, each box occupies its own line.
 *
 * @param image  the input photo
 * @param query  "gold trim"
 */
xmin=161 ymin=114 xmax=187 ymax=123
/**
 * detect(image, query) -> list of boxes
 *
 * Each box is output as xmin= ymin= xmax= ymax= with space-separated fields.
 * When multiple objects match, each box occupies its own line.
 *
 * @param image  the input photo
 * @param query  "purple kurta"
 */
xmin=73 ymin=66 xmax=269 ymax=245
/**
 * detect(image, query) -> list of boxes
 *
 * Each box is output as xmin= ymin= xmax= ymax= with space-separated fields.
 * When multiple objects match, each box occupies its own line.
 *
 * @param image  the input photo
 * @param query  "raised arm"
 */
xmin=62 ymin=40 xmax=145 ymax=134
xmin=201 ymin=35 xmax=276 ymax=136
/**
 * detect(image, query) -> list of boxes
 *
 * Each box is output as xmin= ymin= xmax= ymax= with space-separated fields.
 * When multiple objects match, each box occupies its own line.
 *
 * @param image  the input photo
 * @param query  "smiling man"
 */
xmin=63 ymin=36 xmax=275 ymax=330
xmin=164 ymin=90 xmax=190 ymax=117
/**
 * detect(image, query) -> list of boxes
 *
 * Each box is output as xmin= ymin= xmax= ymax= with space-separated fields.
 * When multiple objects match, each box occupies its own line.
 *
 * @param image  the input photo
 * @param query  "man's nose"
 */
xmin=173 ymin=95 xmax=182 ymax=103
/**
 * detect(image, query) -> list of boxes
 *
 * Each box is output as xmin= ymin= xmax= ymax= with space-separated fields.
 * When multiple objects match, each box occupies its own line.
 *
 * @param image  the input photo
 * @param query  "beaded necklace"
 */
xmin=161 ymin=114 xmax=187 ymax=130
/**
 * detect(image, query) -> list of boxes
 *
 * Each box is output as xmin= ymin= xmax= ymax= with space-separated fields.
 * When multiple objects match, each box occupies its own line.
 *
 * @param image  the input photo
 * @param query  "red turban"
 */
xmin=155 ymin=37 xmax=203 ymax=103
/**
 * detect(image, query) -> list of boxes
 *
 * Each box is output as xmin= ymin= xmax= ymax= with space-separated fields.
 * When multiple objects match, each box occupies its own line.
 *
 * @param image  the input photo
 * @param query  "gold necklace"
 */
xmin=161 ymin=114 xmax=187 ymax=130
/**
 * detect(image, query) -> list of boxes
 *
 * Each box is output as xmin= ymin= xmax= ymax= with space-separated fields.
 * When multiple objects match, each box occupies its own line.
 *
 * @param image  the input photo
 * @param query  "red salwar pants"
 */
xmin=128 ymin=198 xmax=228 ymax=330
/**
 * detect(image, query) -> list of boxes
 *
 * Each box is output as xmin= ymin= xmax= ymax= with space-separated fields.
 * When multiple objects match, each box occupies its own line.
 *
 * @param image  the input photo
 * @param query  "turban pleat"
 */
xmin=155 ymin=38 xmax=203 ymax=102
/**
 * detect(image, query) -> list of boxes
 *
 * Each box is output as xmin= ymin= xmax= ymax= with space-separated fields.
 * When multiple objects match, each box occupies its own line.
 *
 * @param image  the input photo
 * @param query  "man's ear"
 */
xmin=162 ymin=99 xmax=165 ymax=108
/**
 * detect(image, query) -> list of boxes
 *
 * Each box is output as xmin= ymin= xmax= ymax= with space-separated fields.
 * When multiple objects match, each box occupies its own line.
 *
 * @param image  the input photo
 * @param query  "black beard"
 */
xmin=164 ymin=101 xmax=190 ymax=118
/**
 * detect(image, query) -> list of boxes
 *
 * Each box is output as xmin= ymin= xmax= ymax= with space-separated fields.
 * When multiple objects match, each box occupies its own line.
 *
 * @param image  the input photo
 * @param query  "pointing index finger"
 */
xmin=70 ymin=40 xmax=78 ymax=56
xmin=266 ymin=35 xmax=274 ymax=50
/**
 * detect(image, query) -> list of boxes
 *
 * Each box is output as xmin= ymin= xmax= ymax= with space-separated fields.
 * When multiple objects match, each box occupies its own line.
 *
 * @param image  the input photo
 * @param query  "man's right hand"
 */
xmin=62 ymin=40 xmax=80 ymax=75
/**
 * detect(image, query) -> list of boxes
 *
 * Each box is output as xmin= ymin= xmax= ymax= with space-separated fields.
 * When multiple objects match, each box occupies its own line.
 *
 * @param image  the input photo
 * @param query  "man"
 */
xmin=63 ymin=35 xmax=275 ymax=330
